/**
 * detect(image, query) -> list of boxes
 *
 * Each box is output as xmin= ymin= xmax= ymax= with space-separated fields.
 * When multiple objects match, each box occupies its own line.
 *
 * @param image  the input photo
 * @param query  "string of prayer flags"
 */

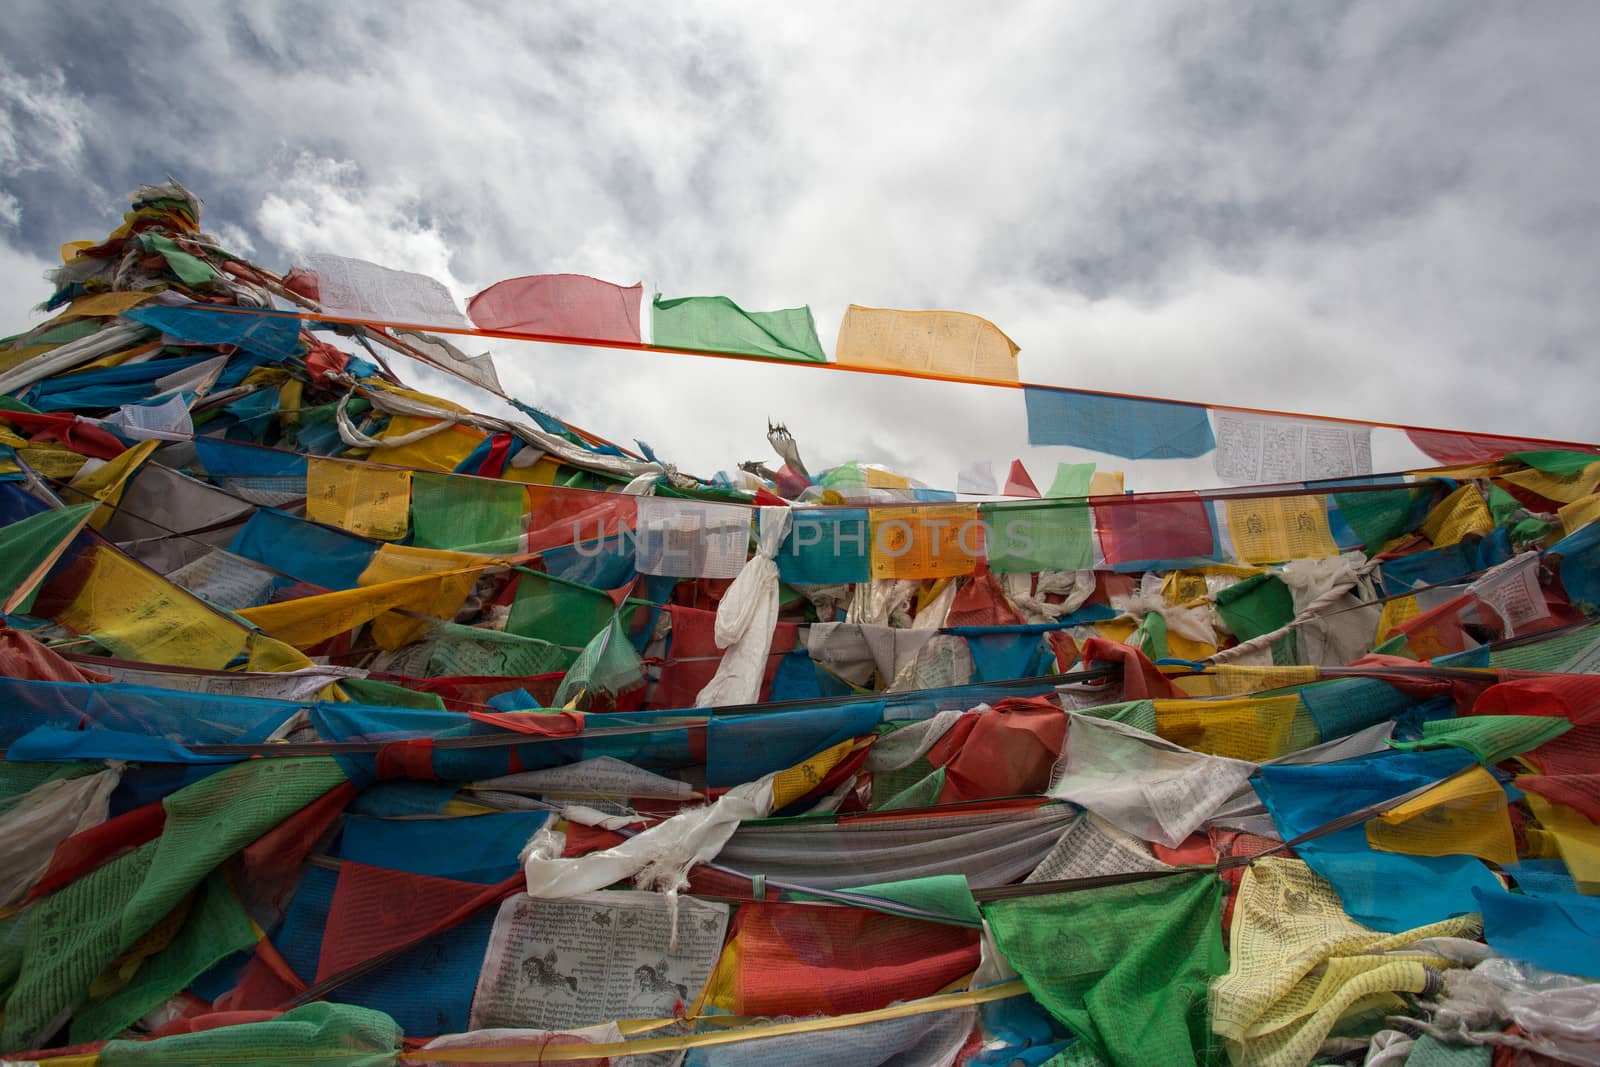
xmin=305 ymin=457 xmax=412 ymax=541
xmin=300 ymin=252 xmax=469 ymax=328
xmin=1212 ymin=411 xmax=1373 ymax=486
xmin=1023 ymin=386 xmax=1216 ymax=459
xmin=833 ymin=305 xmax=1020 ymax=382
xmin=650 ymin=294 xmax=826 ymax=362
xmin=467 ymin=274 xmax=643 ymax=344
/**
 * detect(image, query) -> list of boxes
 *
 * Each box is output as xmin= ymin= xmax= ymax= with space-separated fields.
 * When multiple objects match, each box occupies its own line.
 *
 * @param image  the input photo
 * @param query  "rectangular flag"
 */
xmin=834 ymin=305 xmax=1019 ymax=382
xmin=651 ymin=295 xmax=825 ymax=362
xmin=301 ymin=252 xmax=468 ymax=328
xmin=467 ymin=274 xmax=642 ymax=344
xmin=1024 ymin=387 xmax=1216 ymax=459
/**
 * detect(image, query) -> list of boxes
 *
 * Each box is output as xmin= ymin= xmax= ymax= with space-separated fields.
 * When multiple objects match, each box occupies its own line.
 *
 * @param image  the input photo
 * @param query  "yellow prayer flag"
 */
xmin=1558 ymin=493 xmax=1600 ymax=536
xmin=867 ymin=504 xmax=981 ymax=580
xmin=52 ymin=544 xmax=250 ymax=668
xmin=239 ymin=564 xmax=488 ymax=651
xmin=864 ymin=466 xmax=911 ymax=490
xmin=1225 ymin=495 xmax=1340 ymax=564
xmin=63 ymin=439 xmax=161 ymax=529
xmin=1089 ymin=470 xmax=1125 ymax=496
xmin=1366 ymin=766 xmax=1516 ymax=865
xmin=1525 ymin=794 xmax=1600 ymax=894
xmin=500 ymin=454 xmax=563 ymax=485
xmin=1171 ymin=665 xmax=1320 ymax=698
xmin=834 ymin=305 xmax=1020 ymax=382
xmin=62 ymin=290 xmax=156 ymax=319
xmin=367 ymin=416 xmax=487 ymax=472
xmin=1154 ymin=695 xmax=1308 ymax=761
xmin=245 ymin=633 xmax=318 ymax=673
xmin=1500 ymin=462 xmax=1600 ymax=505
xmin=60 ymin=240 xmax=94 ymax=262
xmin=1420 ymin=484 xmax=1494 ymax=546
xmin=358 ymin=544 xmax=489 ymax=646
xmin=1376 ymin=595 xmax=1421 ymax=645
xmin=305 ymin=457 xmax=412 ymax=540
xmin=13 ymin=446 xmax=90 ymax=480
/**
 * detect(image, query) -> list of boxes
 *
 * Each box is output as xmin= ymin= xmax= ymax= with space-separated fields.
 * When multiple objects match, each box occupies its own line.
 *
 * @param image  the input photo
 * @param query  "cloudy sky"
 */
xmin=1 ymin=2 xmax=1595 ymax=490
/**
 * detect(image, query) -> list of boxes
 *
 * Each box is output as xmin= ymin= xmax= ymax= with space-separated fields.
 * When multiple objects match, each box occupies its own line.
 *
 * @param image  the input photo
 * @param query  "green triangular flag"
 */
xmin=0 ymin=502 xmax=96 ymax=615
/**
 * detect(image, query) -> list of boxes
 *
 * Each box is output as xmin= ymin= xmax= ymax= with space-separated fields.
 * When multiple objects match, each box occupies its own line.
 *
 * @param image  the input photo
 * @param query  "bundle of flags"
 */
xmin=0 ymin=181 xmax=1598 ymax=1067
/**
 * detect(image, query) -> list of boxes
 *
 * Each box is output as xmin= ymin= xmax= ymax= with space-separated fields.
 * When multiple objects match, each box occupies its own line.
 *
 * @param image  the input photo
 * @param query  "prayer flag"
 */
xmin=834 ymin=304 xmax=1019 ymax=381
xmin=651 ymin=294 xmax=825 ymax=362
xmin=468 ymin=274 xmax=643 ymax=343
xmin=1024 ymin=387 xmax=1215 ymax=459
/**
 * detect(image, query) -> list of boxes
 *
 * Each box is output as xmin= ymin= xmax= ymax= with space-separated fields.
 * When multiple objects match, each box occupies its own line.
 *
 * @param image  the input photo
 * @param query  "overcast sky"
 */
xmin=1 ymin=2 xmax=1596 ymax=490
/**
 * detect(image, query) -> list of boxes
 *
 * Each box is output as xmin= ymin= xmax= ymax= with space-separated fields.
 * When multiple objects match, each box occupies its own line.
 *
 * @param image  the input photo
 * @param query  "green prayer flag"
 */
xmin=1045 ymin=463 xmax=1096 ymax=499
xmin=877 ymin=766 xmax=946 ymax=811
xmin=1505 ymin=450 xmax=1600 ymax=477
xmin=1488 ymin=484 xmax=1524 ymax=528
xmin=1214 ymin=572 xmax=1294 ymax=643
xmin=1405 ymin=1035 xmax=1493 ymax=1065
xmin=99 ymin=1002 xmax=401 ymax=1067
xmin=337 ymin=677 xmax=449 ymax=710
xmin=982 ymin=500 xmax=1094 ymax=573
xmin=1334 ymin=486 xmax=1426 ymax=550
xmin=410 ymin=471 xmax=525 ymax=554
xmin=0 ymin=761 xmax=99 ymax=815
xmin=70 ymin=870 xmax=256 ymax=1042
xmin=554 ymin=611 xmax=644 ymax=705
xmin=1079 ymin=699 xmax=1159 ymax=735
xmin=507 ymin=568 xmax=649 ymax=649
xmin=1491 ymin=624 xmax=1600 ymax=671
xmin=0 ymin=502 xmax=96 ymax=614
xmin=1388 ymin=715 xmax=1571 ymax=765
xmin=1136 ymin=609 xmax=1169 ymax=661
xmin=983 ymin=870 xmax=1227 ymax=1066
xmin=0 ymin=757 xmax=346 ymax=1048
xmin=834 ymin=874 xmax=982 ymax=926
xmin=138 ymin=233 xmax=217 ymax=287
xmin=652 ymin=295 xmax=826 ymax=363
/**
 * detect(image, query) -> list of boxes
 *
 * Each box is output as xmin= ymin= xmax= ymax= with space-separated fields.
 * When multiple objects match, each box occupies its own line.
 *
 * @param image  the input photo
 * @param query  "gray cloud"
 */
xmin=0 ymin=1 xmax=1595 ymax=489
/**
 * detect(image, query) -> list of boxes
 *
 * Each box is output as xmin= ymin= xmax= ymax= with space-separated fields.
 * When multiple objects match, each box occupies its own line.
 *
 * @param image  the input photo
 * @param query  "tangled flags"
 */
xmin=1 ymin=184 xmax=1600 ymax=1067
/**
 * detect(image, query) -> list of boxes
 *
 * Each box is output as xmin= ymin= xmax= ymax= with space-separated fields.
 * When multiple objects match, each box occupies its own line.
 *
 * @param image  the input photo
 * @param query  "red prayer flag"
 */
xmin=1096 ymin=493 xmax=1215 ymax=565
xmin=1405 ymin=428 xmax=1593 ymax=466
xmin=1002 ymin=459 xmax=1040 ymax=498
xmin=467 ymin=274 xmax=642 ymax=344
